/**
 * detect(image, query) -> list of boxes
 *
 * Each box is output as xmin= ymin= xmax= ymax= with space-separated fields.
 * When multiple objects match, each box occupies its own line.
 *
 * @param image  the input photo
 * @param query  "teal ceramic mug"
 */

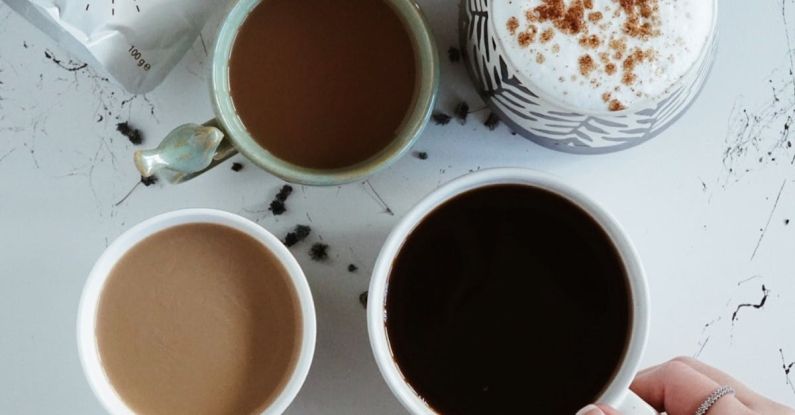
xmin=135 ymin=0 xmax=438 ymax=186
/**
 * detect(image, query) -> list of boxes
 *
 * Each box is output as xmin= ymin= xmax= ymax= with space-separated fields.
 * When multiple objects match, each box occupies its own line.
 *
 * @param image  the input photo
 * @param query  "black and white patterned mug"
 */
xmin=460 ymin=0 xmax=718 ymax=154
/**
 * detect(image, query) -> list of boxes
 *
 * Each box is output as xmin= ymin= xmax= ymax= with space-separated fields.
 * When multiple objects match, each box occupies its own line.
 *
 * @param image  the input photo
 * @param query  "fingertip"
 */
xmin=575 ymin=404 xmax=622 ymax=415
xmin=596 ymin=404 xmax=623 ymax=415
xmin=576 ymin=404 xmax=605 ymax=415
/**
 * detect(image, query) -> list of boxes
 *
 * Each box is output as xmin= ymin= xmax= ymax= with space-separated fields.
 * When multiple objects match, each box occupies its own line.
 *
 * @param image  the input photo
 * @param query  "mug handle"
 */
xmin=134 ymin=119 xmax=238 ymax=183
xmin=615 ymin=391 xmax=658 ymax=414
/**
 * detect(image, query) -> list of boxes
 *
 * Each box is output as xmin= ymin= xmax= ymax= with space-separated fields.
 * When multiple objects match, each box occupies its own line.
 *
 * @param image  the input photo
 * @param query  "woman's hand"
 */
xmin=577 ymin=357 xmax=795 ymax=415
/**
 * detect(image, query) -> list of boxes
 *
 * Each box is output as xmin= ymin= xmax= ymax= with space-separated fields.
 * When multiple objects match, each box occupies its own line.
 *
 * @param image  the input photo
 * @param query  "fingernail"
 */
xmin=576 ymin=404 xmax=605 ymax=415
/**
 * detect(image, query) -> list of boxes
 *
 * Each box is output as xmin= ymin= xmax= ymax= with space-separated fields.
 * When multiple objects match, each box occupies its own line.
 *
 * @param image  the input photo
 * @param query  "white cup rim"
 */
xmin=76 ymin=208 xmax=316 ymax=415
xmin=367 ymin=168 xmax=649 ymax=414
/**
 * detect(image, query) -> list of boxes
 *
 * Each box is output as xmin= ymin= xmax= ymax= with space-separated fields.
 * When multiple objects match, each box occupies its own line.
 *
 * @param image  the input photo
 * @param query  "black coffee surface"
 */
xmin=385 ymin=185 xmax=631 ymax=414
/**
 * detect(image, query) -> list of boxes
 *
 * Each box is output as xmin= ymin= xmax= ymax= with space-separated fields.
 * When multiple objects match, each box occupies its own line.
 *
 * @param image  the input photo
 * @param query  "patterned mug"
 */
xmin=459 ymin=0 xmax=719 ymax=154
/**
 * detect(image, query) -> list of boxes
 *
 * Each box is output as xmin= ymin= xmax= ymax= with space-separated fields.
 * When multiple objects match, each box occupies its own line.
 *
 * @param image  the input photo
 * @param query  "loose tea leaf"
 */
xmin=295 ymin=225 xmax=311 ymax=239
xmin=269 ymin=200 xmax=286 ymax=215
xmin=454 ymin=101 xmax=470 ymax=124
xmin=359 ymin=291 xmax=368 ymax=308
xmin=231 ymin=162 xmax=244 ymax=172
xmin=269 ymin=184 xmax=294 ymax=215
xmin=414 ymin=151 xmax=429 ymax=160
xmin=284 ymin=225 xmax=312 ymax=247
xmin=432 ymin=112 xmax=452 ymax=125
xmin=348 ymin=264 xmax=358 ymax=273
xmin=484 ymin=113 xmax=500 ymax=131
xmin=117 ymin=122 xmax=143 ymax=145
xmin=309 ymin=243 xmax=329 ymax=261
xmin=276 ymin=185 xmax=294 ymax=202
xmin=140 ymin=175 xmax=158 ymax=186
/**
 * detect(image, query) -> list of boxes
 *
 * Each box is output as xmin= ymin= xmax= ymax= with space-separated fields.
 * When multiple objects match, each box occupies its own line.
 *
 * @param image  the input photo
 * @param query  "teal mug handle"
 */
xmin=134 ymin=119 xmax=238 ymax=183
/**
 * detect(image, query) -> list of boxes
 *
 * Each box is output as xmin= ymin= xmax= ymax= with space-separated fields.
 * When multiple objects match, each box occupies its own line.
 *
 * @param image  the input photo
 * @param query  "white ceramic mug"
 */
xmin=367 ymin=168 xmax=657 ymax=415
xmin=77 ymin=209 xmax=316 ymax=415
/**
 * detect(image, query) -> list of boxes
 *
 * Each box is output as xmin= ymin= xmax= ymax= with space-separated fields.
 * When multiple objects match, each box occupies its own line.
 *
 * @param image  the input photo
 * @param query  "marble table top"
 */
xmin=1 ymin=0 xmax=794 ymax=413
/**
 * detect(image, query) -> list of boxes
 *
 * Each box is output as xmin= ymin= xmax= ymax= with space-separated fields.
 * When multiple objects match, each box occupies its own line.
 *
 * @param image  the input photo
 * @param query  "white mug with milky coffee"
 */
xmin=77 ymin=209 xmax=316 ymax=415
xmin=460 ymin=0 xmax=718 ymax=153
xmin=368 ymin=169 xmax=659 ymax=414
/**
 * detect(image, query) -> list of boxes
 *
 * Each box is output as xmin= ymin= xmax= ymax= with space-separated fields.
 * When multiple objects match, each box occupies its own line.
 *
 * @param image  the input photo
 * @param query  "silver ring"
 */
xmin=694 ymin=385 xmax=736 ymax=415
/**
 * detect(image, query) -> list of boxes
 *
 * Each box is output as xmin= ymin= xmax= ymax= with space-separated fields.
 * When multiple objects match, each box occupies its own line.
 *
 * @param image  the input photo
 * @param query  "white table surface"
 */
xmin=1 ymin=1 xmax=795 ymax=413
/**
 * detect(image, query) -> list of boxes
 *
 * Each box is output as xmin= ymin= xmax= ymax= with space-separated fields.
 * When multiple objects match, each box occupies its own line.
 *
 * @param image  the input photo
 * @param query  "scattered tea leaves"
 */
xmin=414 ymin=151 xmax=429 ymax=160
xmin=231 ymin=162 xmax=244 ymax=172
xmin=359 ymin=291 xmax=368 ymax=308
xmin=348 ymin=264 xmax=359 ymax=273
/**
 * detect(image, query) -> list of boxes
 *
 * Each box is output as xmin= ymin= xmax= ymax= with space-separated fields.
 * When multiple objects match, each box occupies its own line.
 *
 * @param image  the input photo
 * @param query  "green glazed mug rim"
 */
xmin=210 ymin=0 xmax=439 ymax=186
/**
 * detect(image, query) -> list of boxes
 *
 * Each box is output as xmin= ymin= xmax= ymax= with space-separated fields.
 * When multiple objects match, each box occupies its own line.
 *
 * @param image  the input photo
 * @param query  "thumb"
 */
xmin=576 ymin=404 xmax=623 ymax=415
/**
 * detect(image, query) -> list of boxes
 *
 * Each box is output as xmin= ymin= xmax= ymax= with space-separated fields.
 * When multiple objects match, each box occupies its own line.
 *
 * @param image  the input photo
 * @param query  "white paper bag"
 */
xmin=2 ymin=0 xmax=227 ymax=93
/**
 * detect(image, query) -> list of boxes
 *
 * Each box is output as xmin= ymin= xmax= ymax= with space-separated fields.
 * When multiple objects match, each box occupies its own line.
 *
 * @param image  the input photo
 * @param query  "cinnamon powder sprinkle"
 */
xmin=507 ymin=17 xmax=519 ymax=35
xmin=619 ymin=0 xmax=661 ymax=39
xmin=623 ymin=54 xmax=635 ymax=70
xmin=532 ymin=0 xmax=587 ymax=35
xmin=540 ymin=28 xmax=555 ymax=43
xmin=505 ymin=0 xmax=661 ymax=107
xmin=622 ymin=71 xmax=637 ymax=85
xmin=525 ymin=8 xmax=540 ymax=22
xmin=579 ymin=34 xmax=601 ymax=49
xmin=610 ymin=37 xmax=628 ymax=60
xmin=578 ymin=54 xmax=595 ymax=76
xmin=518 ymin=25 xmax=538 ymax=47
xmin=608 ymin=99 xmax=626 ymax=111
xmin=623 ymin=48 xmax=650 ymax=71
xmin=559 ymin=1 xmax=586 ymax=34
xmin=609 ymin=38 xmax=627 ymax=55
xmin=640 ymin=2 xmax=653 ymax=18
xmin=588 ymin=11 xmax=603 ymax=22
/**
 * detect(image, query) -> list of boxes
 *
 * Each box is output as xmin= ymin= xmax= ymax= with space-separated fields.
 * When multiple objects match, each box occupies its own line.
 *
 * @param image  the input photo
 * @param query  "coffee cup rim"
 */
xmin=367 ymin=168 xmax=649 ymax=414
xmin=76 ymin=209 xmax=316 ymax=415
xmin=209 ymin=0 xmax=439 ymax=186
